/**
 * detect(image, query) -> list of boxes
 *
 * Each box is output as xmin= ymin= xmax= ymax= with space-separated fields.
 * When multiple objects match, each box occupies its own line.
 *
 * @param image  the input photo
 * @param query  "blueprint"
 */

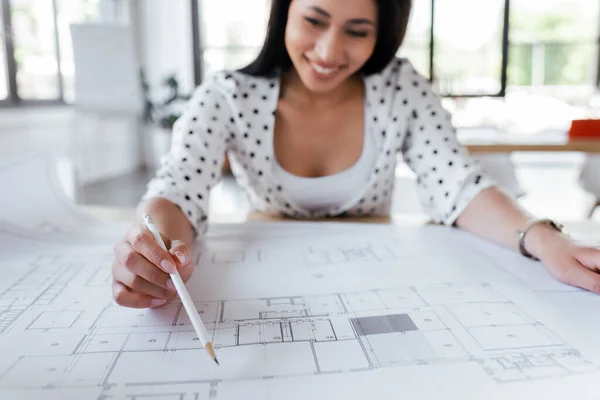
xmin=0 ymin=220 xmax=599 ymax=400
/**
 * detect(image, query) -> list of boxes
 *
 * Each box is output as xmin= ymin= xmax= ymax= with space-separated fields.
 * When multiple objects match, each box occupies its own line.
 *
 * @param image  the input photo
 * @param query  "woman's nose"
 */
xmin=314 ymin=30 xmax=344 ymax=65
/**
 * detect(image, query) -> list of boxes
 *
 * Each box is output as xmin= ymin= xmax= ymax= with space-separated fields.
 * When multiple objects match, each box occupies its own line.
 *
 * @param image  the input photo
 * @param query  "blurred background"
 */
xmin=0 ymin=0 xmax=599 ymax=221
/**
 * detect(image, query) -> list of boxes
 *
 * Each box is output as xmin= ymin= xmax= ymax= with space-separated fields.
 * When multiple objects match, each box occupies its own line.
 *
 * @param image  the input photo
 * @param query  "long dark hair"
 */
xmin=239 ymin=0 xmax=412 ymax=77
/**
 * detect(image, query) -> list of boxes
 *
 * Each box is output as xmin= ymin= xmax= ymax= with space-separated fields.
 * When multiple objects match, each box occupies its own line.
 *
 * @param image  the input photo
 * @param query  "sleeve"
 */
xmin=397 ymin=62 xmax=497 ymax=225
xmin=141 ymin=75 xmax=234 ymax=235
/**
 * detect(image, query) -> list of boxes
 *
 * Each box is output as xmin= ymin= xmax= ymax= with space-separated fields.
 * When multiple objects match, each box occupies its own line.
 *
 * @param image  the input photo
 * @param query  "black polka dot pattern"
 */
xmin=142 ymin=59 xmax=495 ymax=234
xmin=394 ymin=61 xmax=495 ymax=223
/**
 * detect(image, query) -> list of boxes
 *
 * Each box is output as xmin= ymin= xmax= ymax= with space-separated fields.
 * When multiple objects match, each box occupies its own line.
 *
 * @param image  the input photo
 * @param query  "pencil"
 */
xmin=143 ymin=214 xmax=219 ymax=365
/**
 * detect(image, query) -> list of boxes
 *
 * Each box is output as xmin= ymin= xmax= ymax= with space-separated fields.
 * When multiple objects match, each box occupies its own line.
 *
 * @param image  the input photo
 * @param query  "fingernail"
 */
xmin=175 ymin=251 xmax=186 ymax=264
xmin=151 ymin=299 xmax=167 ymax=307
xmin=167 ymin=279 xmax=176 ymax=291
xmin=160 ymin=259 xmax=176 ymax=273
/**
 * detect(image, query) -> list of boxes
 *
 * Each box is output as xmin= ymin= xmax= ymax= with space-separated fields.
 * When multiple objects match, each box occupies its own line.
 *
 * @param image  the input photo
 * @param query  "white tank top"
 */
xmin=273 ymin=131 xmax=377 ymax=213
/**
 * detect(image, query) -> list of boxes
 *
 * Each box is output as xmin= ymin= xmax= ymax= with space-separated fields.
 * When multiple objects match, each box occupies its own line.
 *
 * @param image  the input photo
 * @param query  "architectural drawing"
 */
xmin=207 ymin=239 xmax=416 ymax=268
xmin=3 ymin=154 xmax=600 ymax=399
xmin=1 ymin=219 xmax=599 ymax=400
xmin=0 ymin=249 xmax=596 ymax=400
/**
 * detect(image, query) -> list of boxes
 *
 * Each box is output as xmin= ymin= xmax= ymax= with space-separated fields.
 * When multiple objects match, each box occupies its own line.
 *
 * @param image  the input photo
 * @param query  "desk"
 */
xmin=464 ymin=139 xmax=600 ymax=153
xmin=458 ymin=129 xmax=600 ymax=153
xmin=82 ymin=206 xmax=598 ymax=240
xmin=82 ymin=206 xmax=434 ymax=225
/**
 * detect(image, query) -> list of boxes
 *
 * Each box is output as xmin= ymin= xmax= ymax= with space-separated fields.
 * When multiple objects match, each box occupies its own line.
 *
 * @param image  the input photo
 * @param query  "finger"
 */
xmin=169 ymin=240 xmax=192 ymax=266
xmin=169 ymin=240 xmax=194 ymax=280
xmin=573 ymin=246 xmax=600 ymax=272
xmin=125 ymin=225 xmax=177 ymax=273
xmin=114 ymin=242 xmax=175 ymax=291
xmin=113 ymin=262 xmax=173 ymax=299
xmin=125 ymin=224 xmax=170 ymax=247
xmin=555 ymin=262 xmax=600 ymax=295
xmin=112 ymin=281 xmax=166 ymax=309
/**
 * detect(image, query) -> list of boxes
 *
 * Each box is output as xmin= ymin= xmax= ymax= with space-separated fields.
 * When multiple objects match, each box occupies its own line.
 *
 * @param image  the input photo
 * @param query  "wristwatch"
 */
xmin=517 ymin=218 xmax=567 ymax=261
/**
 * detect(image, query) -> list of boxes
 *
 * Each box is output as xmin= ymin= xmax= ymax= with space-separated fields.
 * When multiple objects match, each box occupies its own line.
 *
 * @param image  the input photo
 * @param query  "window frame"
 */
xmin=0 ymin=0 xmax=67 ymax=107
xmin=429 ymin=0 xmax=509 ymax=98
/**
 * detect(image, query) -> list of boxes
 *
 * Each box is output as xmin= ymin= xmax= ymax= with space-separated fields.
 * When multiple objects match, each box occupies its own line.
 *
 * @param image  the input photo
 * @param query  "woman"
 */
xmin=111 ymin=0 xmax=600 ymax=309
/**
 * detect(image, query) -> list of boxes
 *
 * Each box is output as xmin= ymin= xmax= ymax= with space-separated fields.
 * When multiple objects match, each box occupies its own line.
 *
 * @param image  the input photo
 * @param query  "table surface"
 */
xmin=82 ymin=206 xmax=432 ymax=226
xmin=458 ymin=129 xmax=600 ymax=153
xmin=463 ymin=139 xmax=600 ymax=153
xmin=82 ymin=206 xmax=599 ymax=240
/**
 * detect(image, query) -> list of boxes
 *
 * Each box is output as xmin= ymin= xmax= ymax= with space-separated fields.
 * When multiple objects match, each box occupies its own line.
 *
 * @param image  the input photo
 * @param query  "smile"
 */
xmin=309 ymin=62 xmax=339 ymax=75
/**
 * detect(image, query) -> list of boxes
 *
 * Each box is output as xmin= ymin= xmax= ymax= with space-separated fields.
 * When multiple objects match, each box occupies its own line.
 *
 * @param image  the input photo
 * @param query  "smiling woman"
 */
xmin=107 ymin=0 xmax=600 ymax=310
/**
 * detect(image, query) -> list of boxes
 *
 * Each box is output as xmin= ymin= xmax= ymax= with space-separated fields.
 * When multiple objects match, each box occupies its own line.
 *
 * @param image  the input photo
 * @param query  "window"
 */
xmin=432 ymin=0 xmax=506 ymax=96
xmin=398 ymin=0 xmax=432 ymax=78
xmin=0 ymin=0 xmax=100 ymax=105
xmin=508 ymin=0 xmax=598 ymax=94
xmin=449 ymin=0 xmax=600 ymax=132
xmin=11 ymin=0 xmax=61 ymax=100
xmin=199 ymin=0 xmax=269 ymax=78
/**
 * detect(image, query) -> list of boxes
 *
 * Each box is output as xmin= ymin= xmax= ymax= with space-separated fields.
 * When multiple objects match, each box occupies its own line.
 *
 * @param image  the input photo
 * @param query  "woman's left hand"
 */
xmin=537 ymin=236 xmax=600 ymax=294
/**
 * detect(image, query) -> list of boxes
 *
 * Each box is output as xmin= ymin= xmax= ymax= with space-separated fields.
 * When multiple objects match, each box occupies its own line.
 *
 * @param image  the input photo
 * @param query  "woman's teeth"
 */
xmin=311 ymin=62 xmax=337 ymax=75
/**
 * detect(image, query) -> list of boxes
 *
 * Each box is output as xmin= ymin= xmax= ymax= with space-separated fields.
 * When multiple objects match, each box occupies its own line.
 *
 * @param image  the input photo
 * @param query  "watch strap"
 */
xmin=517 ymin=218 xmax=566 ymax=260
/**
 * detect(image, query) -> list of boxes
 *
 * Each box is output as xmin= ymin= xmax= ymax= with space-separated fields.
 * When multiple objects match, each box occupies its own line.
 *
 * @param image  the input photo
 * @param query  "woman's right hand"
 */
xmin=111 ymin=224 xmax=194 ymax=309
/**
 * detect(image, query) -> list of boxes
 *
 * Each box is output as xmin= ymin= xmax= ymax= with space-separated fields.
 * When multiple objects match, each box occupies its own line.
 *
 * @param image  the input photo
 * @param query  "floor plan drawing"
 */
xmin=206 ymin=237 xmax=419 ymax=269
xmin=0 ymin=249 xmax=596 ymax=400
xmin=1 ymin=220 xmax=599 ymax=400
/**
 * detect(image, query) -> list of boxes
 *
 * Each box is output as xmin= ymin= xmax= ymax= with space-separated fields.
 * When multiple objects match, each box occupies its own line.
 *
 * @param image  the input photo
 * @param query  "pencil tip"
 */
xmin=205 ymin=342 xmax=219 ymax=365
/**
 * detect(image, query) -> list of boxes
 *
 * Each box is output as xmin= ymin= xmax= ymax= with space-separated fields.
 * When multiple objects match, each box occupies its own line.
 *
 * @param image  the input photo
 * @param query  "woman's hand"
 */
xmin=111 ymin=224 xmax=194 ymax=308
xmin=532 ymin=227 xmax=600 ymax=294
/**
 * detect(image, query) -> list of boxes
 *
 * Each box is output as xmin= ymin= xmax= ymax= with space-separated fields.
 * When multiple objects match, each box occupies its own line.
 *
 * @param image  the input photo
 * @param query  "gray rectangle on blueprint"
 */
xmin=351 ymin=314 xmax=418 ymax=336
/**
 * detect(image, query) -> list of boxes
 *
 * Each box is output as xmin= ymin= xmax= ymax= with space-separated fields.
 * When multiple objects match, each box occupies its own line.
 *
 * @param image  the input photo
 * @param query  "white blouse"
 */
xmin=142 ymin=58 xmax=497 ymax=234
xmin=272 ymin=126 xmax=377 ymax=213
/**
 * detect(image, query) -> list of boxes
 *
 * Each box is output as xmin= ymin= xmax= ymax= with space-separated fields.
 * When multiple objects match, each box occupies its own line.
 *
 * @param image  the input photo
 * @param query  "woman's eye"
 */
xmin=305 ymin=17 xmax=324 ymax=27
xmin=348 ymin=30 xmax=368 ymax=38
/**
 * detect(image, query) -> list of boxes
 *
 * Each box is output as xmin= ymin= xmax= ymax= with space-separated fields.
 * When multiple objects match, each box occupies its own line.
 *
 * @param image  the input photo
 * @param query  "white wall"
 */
xmin=71 ymin=114 xmax=143 ymax=184
xmin=98 ymin=0 xmax=125 ymax=22
xmin=133 ymin=0 xmax=195 ymax=95
xmin=69 ymin=1 xmax=141 ymax=185
xmin=70 ymin=0 xmax=196 ymax=185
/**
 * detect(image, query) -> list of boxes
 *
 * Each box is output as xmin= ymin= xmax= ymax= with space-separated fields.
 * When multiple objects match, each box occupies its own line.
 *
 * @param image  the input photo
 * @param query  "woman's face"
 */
xmin=285 ymin=0 xmax=378 ymax=94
